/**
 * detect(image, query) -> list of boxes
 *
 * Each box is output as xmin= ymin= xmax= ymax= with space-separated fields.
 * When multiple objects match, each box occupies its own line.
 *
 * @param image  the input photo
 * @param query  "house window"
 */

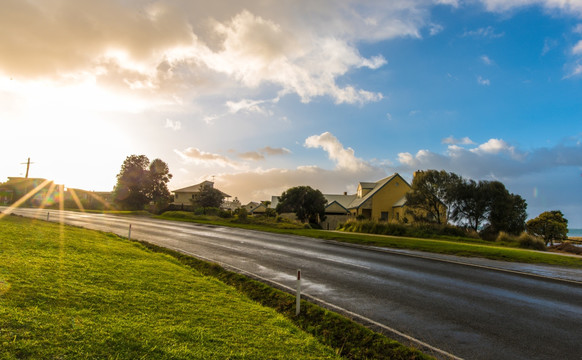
xmin=380 ymin=212 xmax=388 ymax=221
xmin=396 ymin=212 xmax=400 ymax=220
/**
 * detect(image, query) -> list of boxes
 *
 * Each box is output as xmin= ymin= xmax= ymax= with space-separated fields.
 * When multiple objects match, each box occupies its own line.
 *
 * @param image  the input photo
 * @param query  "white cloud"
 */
xmin=442 ymin=136 xmax=475 ymax=145
xmin=226 ymin=98 xmax=273 ymax=116
xmin=396 ymin=138 xmax=582 ymax=179
xmin=480 ymin=55 xmax=493 ymax=65
xmin=237 ymin=146 xmax=291 ymax=161
xmin=480 ymin=0 xmax=582 ymax=15
xmin=429 ymin=23 xmax=444 ymax=36
xmin=164 ymin=118 xmax=181 ymax=131
xmin=0 ymin=1 xmax=463 ymax=107
xmin=462 ymin=26 xmax=504 ymax=39
xmin=174 ymin=147 xmax=243 ymax=169
xmin=477 ymin=76 xmax=491 ymax=86
xmin=304 ymin=132 xmax=372 ymax=172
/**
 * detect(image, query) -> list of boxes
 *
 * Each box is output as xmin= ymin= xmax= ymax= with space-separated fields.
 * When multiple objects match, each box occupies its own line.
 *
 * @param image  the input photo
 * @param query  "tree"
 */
xmin=450 ymin=179 xmax=490 ymax=231
xmin=148 ymin=158 xmax=173 ymax=211
xmin=487 ymin=182 xmax=527 ymax=235
xmin=191 ymin=183 xmax=225 ymax=209
xmin=405 ymin=170 xmax=459 ymax=224
xmin=526 ymin=211 xmax=568 ymax=246
xmin=113 ymin=155 xmax=172 ymax=211
xmin=113 ymin=155 xmax=151 ymax=210
xmin=276 ymin=186 xmax=327 ymax=223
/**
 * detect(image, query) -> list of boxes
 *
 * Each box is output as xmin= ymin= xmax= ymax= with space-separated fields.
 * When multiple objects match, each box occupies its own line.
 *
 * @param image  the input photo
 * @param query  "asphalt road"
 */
xmin=3 ymin=207 xmax=582 ymax=360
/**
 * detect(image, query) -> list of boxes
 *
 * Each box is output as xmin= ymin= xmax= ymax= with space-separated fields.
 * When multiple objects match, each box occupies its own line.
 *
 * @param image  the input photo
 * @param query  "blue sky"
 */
xmin=1 ymin=0 xmax=581 ymax=227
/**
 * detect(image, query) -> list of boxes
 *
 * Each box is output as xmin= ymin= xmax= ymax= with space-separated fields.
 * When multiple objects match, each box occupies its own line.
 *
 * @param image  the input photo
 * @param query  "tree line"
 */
xmin=111 ymin=157 xmax=568 ymax=245
xmin=406 ymin=170 xmax=568 ymax=244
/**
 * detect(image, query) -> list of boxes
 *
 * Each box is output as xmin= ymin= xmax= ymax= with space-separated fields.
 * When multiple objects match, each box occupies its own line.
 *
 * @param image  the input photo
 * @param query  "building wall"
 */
xmin=173 ymin=192 xmax=192 ymax=205
xmin=320 ymin=214 xmax=349 ymax=230
xmin=370 ymin=178 xmax=411 ymax=221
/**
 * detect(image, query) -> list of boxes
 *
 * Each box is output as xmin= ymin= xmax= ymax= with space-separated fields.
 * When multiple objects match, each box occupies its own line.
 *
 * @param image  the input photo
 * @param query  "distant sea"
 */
xmin=568 ymin=228 xmax=582 ymax=238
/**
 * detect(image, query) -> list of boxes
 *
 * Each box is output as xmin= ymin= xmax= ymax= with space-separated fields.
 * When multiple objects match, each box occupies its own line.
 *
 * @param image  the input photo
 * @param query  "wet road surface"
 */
xmin=3 ymin=208 xmax=582 ymax=360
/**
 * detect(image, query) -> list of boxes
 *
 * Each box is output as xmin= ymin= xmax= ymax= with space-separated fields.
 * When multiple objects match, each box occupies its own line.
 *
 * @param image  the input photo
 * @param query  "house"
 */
xmin=249 ymin=202 xmax=269 ymax=215
xmin=0 ymin=177 xmax=57 ymax=206
xmin=172 ymin=181 xmax=231 ymax=207
xmin=242 ymin=201 xmax=260 ymax=213
xmin=269 ymin=173 xmax=439 ymax=229
xmin=64 ymin=188 xmax=113 ymax=210
xmin=222 ymin=197 xmax=242 ymax=211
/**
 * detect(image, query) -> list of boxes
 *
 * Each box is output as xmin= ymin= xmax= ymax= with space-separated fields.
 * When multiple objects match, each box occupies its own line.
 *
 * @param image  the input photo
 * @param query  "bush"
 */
xmin=237 ymin=208 xmax=248 ymax=222
xmin=218 ymin=209 xmax=233 ymax=218
xmin=517 ymin=232 xmax=546 ymax=251
xmin=496 ymin=231 xmax=515 ymax=244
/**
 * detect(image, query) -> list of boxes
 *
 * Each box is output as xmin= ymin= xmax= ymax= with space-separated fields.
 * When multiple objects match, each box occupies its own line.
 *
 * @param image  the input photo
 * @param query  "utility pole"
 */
xmin=21 ymin=158 xmax=34 ymax=178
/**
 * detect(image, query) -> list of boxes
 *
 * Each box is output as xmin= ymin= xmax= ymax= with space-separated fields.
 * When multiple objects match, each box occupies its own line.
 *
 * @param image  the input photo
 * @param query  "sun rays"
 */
xmin=0 ymin=179 xmax=113 ymax=221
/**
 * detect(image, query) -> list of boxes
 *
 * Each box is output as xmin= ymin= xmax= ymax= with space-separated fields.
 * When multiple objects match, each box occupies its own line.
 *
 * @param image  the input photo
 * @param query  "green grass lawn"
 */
xmin=0 ymin=215 xmax=342 ymax=359
xmin=157 ymin=212 xmax=582 ymax=269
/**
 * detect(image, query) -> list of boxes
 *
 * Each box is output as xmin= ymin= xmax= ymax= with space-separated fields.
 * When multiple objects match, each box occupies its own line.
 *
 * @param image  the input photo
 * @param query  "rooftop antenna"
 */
xmin=21 ymin=157 xmax=34 ymax=178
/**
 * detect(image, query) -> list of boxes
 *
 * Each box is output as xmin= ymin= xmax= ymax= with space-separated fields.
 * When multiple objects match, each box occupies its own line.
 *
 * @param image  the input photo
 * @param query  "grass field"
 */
xmin=0 ymin=215 xmax=341 ymax=359
xmin=157 ymin=212 xmax=582 ymax=269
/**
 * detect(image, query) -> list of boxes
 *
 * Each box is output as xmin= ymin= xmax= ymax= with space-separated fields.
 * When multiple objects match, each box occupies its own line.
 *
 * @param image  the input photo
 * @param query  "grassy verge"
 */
xmin=157 ymin=212 xmax=582 ymax=269
xmin=0 ymin=215 xmax=430 ymax=360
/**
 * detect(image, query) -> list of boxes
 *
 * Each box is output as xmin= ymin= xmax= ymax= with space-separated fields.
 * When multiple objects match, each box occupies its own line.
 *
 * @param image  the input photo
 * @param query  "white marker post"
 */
xmin=296 ymin=269 xmax=301 ymax=316
xmin=128 ymin=224 xmax=132 ymax=241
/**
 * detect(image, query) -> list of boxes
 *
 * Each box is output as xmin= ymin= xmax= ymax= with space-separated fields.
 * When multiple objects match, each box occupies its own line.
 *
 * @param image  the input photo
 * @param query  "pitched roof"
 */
xmin=348 ymin=174 xmax=404 ymax=210
xmin=392 ymin=195 xmax=407 ymax=208
xmin=172 ymin=181 xmax=231 ymax=198
xmin=323 ymin=194 xmax=357 ymax=209
xmin=172 ymin=180 xmax=214 ymax=193
xmin=325 ymin=200 xmax=350 ymax=214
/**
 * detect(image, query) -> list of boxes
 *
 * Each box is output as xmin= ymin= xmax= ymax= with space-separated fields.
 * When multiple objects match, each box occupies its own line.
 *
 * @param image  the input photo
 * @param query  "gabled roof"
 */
xmin=323 ymin=194 xmax=357 ymax=209
xmin=392 ymin=195 xmax=407 ymax=208
xmin=325 ymin=200 xmax=350 ymax=214
xmin=348 ymin=173 xmax=409 ymax=210
xmin=172 ymin=181 xmax=231 ymax=198
xmin=359 ymin=182 xmax=377 ymax=189
xmin=173 ymin=180 xmax=214 ymax=193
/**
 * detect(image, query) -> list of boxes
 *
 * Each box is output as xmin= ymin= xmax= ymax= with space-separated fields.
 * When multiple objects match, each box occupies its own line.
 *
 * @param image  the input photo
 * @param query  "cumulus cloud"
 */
xmin=442 ymin=136 xmax=475 ymax=145
xmin=237 ymin=146 xmax=290 ymax=161
xmin=305 ymin=132 xmax=372 ymax=172
xmin=174 ymin=147 xmax=243 ymax=169
xmin=397 ymin=138 xmax=582 ymax=179
xmin=480 ymin=0 xmax=582 ymax=15
xmin=1 ymin=1 xmax=447 ymax=106
xmin=214 ymin=163 xmax=386 ymax=203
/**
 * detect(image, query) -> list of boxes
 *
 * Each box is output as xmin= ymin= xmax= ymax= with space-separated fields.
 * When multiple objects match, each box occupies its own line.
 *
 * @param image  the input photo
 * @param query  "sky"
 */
xmin=1 ymin=0 xmax=581 ymax=227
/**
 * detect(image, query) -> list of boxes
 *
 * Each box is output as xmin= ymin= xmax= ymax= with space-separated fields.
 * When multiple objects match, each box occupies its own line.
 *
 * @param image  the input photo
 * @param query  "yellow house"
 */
xmin=347 ymin=174 xmax=412 ymax=222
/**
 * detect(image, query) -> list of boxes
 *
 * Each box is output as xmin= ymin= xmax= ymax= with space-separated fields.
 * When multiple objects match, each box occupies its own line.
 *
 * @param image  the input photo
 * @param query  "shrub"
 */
xmin=237 ymin=208 xmax=248 ymax=222
xmin=517 ymin=232 xmax=546 ymax=251
xmin=496 ymin=231 xmax=515 ymax=244
xmin=218 ymin=209 xmax=233 ymax=218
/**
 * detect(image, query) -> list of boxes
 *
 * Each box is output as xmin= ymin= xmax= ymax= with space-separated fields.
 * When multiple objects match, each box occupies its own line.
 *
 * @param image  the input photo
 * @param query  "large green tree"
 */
xmin=113 ymin=155 xmax=172 ymax=211
xmin=191 ymin=183 xmax=226 ymax=209
xmin=450 ymin=179 xmax=490 ymax=231
xmin=405 ymin=170 xmax=460 ymax=224
xmin=487 ymin=182 xmax=527 ymax=235
xmin=276 ymin=186 xmax=327 ymax=223
xmin=526 ymin=211 xmax=568 ymax=246
xmin=451 ymin=180 xmax=527 ymax=235
xmin=148 ymin=158 xmax=173 ymax=211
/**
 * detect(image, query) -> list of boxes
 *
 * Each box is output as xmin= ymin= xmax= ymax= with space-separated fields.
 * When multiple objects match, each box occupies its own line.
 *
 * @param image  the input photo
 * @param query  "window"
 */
xmin=380 ymin=212 xmax=388 ymax=221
